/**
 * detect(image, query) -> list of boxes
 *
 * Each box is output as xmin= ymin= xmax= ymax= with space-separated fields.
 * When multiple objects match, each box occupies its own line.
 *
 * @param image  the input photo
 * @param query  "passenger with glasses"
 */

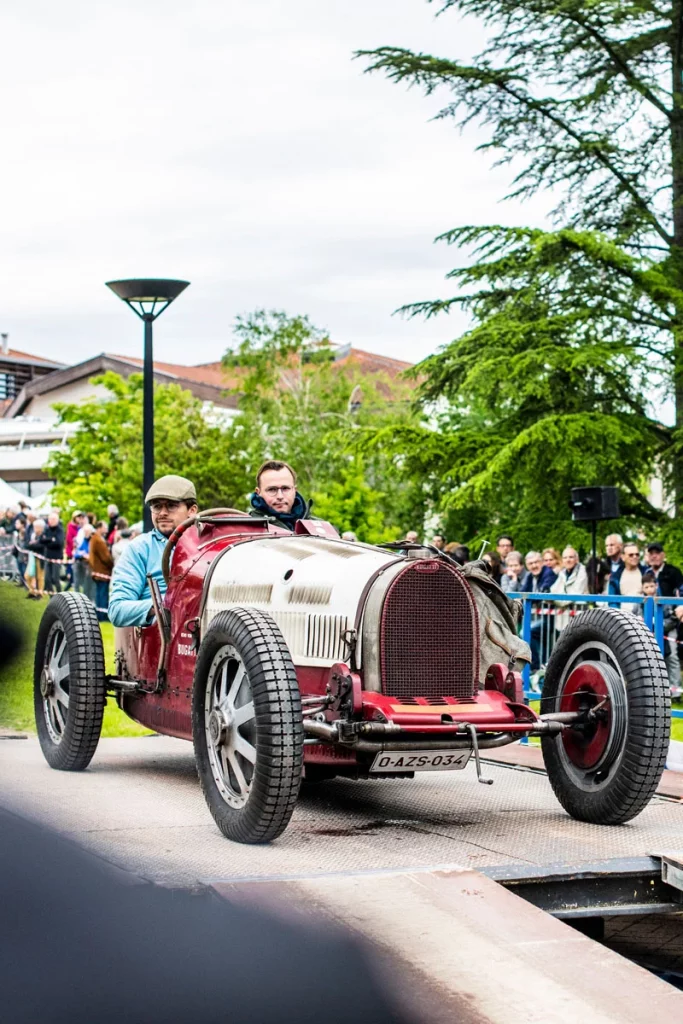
xmin=109 ymin=475 xmax=198 ymax=627
xmin=249 ymin=460 xmax=314 ymax=531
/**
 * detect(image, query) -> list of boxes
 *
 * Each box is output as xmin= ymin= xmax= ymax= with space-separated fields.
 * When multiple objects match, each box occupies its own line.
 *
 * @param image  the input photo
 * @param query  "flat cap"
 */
xmin=145 ymin=475 xmax=197 ymax=504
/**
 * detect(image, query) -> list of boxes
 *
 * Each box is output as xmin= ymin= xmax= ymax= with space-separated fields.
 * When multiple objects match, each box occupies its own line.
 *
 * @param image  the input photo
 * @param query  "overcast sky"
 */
xmin=0 ymin=0 xmax=550 ymax=369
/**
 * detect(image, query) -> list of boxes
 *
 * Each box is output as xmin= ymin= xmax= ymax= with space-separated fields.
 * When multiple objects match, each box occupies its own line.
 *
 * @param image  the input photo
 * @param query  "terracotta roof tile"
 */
xmin=108 ymin=345 xmax=414 ymax=393
xmin=338 ymin=348 xmax=413 ymax=376
xmin=1 ymin=348 xmax=65 ymax=368
xmin=108 ymin=355 xmax=234 ymax=389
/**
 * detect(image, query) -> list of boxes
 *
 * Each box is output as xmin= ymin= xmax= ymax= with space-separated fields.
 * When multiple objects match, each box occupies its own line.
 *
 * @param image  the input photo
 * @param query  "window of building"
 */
xmin=0 ymin=372 xmax=18 ymax=400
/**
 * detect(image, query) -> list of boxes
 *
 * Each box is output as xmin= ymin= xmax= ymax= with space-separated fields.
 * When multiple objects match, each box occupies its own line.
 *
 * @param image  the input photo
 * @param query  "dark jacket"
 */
xmin=607 ymin=561 xmax=646 ymax=596
xmin=249 ymin=492 xmax=313 ymax=532
xmin=520 ymin=565 xmax=557 ymax=594
xmin=27 ymin=533 xmax=45 ymax=556
xmin=652 ymin=562 xmax=683 ymax=597
xmin=41 ymin=523 xmax=64 ymax=560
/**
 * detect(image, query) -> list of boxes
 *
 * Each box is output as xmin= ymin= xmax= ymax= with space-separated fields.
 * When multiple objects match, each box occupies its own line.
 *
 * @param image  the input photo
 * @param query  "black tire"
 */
xmin=541 ymin=608 xmax=670 ymax=824
xmin=34 ymin=592 xmax=106 ymax=771
xmin=192 ymin=607 xmax=303 ymax=844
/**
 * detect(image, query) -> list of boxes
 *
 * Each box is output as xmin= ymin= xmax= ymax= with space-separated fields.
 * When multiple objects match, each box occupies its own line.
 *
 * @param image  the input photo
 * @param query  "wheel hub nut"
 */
xmin=208 ymin=708 xmax=232 ymax=744
xmin=40 ymin=669 xmax=54 ymax=698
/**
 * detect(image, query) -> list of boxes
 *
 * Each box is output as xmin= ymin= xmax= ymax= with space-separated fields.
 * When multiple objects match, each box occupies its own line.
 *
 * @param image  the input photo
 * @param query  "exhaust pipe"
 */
xmin=303 ymin=720 xmax=339 ymax=742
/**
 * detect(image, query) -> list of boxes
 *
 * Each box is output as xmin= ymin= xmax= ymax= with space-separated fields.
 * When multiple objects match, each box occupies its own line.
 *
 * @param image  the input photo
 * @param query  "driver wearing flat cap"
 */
xmin=109 ymin=475 xmax=198 ymax=628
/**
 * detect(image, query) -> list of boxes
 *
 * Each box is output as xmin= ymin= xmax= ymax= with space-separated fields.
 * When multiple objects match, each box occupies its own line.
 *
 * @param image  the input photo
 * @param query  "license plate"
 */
xmin=369 ymin=749 xmax=472 ymax=773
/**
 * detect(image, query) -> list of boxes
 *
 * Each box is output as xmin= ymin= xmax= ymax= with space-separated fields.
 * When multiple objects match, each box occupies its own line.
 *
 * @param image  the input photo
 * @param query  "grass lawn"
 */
xmin=0 ymin=581 xmax=152 ymax=737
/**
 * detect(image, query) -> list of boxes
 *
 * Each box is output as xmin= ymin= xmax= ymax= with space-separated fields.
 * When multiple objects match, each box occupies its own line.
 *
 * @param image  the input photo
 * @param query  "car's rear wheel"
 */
xmin=34 ymin=592 xmax=106 ymax=770
xmin=193 ymin=607 xmax=303 ymax=844
xmin=541 ymin=608 xmax=670 ymax=824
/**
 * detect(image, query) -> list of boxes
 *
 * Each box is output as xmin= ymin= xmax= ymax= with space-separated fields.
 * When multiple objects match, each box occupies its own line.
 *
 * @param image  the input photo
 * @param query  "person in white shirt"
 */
xmin=607 ymin=541 xmax=646 ymax=613
xmin=550 ymin=546 xmax=589 ymax=630
xmin=550 ymin=547 xmax=590 ymax=596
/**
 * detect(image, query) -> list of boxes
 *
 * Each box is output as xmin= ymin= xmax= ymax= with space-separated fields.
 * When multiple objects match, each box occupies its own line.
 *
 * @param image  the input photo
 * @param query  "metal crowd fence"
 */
xmin=0 ymin=538 xmax=112 ymax=617
xmin=518 ymin=592 xmax=683 ymax=736
xmin=0 ymin=533 xmax=17 ymax=580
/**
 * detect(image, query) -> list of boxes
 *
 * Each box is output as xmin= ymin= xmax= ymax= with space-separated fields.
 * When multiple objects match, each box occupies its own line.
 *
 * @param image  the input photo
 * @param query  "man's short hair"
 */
xmin=642 ymin=572 xmax=657 ymax=584
xmin=506 ymin=550 xmax=523 ymax=564
xmin=95 ymin=520 xmax=107 ymax=531
xmin=256 ymin=461 xmax=297 ymax=488
xmin=496 ymin=533 xmax=513 ymax=544
xmin=623 ymin=541 xmax=640 ymax=552
xmin=525 ymin=550 xmax=542 ymax=563
xmin=562 ymin=546 xmax=578 ymax=557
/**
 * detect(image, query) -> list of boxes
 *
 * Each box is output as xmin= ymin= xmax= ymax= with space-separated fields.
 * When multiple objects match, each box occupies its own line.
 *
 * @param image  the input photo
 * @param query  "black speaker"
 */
xmin=569 ymin=486 xmax=620 ymax=522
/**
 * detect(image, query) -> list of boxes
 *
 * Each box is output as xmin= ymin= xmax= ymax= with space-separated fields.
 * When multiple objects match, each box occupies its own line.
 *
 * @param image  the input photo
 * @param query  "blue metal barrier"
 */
xmin=518 ymin=593 xmax=683 ymax=731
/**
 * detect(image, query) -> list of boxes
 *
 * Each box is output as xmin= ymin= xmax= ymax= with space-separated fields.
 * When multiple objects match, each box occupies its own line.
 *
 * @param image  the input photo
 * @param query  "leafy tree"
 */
xmin=223 ymin=310 xmax=426 ymax=539
xmin=359 ymin=1 xmax=683 ymax=554
xmin=47 ymin=313 xmax=427 ymax=543
xmin=47 ymin=372 xmax=249 ymax=521
xmin=311 ymin=461 xmax=398 ymax=544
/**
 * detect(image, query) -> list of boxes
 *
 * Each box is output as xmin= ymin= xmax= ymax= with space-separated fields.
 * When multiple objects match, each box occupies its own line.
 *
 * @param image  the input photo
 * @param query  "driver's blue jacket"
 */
xmin=108 ymin=529 xmax=167 ymax=628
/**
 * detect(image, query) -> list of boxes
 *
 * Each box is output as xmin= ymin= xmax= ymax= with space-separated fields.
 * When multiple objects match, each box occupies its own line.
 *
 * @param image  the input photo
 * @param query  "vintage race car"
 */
xmin=34 ymin=509 xmax=671 ymax=844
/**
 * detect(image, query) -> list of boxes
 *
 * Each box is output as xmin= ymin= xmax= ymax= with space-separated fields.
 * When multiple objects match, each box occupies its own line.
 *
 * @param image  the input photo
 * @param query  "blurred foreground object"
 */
xmin=0 ymin=808 xmax=411 ymax=1024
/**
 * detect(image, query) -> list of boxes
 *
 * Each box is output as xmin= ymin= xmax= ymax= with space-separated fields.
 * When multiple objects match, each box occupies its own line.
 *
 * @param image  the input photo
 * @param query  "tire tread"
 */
xmin=192 ymin=607 xmax=303 ymax=844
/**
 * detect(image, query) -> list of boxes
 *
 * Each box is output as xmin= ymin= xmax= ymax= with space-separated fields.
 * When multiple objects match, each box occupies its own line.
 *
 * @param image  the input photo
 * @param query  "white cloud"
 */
xmin=0 ymin=0 xmax=550 ymax=366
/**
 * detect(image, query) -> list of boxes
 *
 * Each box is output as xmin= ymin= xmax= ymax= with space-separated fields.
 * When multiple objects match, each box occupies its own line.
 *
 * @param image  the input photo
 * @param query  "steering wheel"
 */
xmin=161 ymin=508 xmax=249 ymax=585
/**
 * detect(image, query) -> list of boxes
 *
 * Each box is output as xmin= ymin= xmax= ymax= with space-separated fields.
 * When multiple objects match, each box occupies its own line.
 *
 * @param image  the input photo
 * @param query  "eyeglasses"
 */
xmin=149 ymin=500 xmax=182 ymax=513
xmin=263 ymin=486 xmax=294 ymax=497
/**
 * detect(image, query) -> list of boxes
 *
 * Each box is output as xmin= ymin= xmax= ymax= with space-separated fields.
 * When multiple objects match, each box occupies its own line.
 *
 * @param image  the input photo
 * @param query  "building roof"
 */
xmin=336 ymin=348 xmax=413 ymax=376
xmin=109 ymin=355 xmax=232 ymax=389
xmin=3 ymin=353 xmax=239 ymax=419
xmin=0 ymin=348 xmax=66 ymax=371
xmin=109 ymin=346 xmax=413 ymax=393
xmin=3 ymin=345 xmax=414 ymax=419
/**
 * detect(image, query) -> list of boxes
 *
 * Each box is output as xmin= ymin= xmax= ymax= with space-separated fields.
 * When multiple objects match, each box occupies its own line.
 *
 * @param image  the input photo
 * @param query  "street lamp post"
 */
xmin=105 ymin=279 xmax=190 ymax=531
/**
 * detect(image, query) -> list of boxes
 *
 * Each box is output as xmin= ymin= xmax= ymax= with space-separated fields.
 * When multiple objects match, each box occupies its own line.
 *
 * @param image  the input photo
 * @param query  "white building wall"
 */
xmin=25 ymin=378 xmax=112 ymax=420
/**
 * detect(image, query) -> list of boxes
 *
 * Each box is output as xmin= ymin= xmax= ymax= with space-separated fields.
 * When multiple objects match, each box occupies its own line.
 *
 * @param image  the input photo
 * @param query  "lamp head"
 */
xmin=105 ymin=278 xmax=190 ymax=320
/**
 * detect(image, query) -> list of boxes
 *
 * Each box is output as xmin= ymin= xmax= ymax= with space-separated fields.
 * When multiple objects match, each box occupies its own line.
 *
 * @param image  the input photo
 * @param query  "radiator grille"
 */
xmin=379 ymin=561 xmax=478 ymax=700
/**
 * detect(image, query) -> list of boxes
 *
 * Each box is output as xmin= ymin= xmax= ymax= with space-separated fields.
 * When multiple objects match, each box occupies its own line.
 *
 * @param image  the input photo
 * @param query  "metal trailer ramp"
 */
xmin=0 ymin=736 xmax=681 ymax=887
xmin=210 ymin=863 xmax=683 ymax=1024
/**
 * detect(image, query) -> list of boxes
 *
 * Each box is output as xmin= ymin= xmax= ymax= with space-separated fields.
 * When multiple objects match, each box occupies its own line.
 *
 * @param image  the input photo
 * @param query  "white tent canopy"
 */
xmin=0 ymin=479 xmax=34 ymax=509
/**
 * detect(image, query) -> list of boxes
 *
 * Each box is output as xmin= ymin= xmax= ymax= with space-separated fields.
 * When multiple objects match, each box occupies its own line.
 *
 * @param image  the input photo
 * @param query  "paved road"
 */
xmin=1 ymin=735 xmax=681 ymax=886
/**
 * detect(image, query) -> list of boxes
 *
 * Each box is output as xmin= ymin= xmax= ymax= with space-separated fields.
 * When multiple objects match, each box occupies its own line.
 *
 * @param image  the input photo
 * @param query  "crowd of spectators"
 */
xmin=403 ymin=529 xmax=683 ymax=695
xmin=0 ymin=502 xmax=138 ymax=622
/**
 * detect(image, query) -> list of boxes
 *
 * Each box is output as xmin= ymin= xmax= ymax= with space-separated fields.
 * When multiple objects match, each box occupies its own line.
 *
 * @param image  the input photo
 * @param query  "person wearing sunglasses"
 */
xmin=109 ymin=475 xmax=198 ymax=627
xmin=249 ymin=460 xmax=314 ymax=531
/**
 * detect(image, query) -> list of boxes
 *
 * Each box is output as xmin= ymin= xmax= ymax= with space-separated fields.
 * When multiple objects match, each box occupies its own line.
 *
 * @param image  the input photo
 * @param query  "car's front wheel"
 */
xmin=192 ymin=607 xmax=303 ymax=844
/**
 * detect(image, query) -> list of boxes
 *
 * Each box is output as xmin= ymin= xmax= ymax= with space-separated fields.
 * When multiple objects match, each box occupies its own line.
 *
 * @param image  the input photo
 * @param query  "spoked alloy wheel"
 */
xmin=205 ymin=645 xmax=257 ymax=809
xmin=41 ymin=623 xmax=71 ymax=744
xmin=541 ymin=609 xmax=670 ymax=824
xmin=193 ymin=607 xmax=303 ymax=844
xmin=34 ymin=592 xmax=106 ymax=770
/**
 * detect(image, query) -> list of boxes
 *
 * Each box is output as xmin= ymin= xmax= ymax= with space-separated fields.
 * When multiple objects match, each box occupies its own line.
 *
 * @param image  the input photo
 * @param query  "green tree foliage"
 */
xmin=359 ymin=1 xmax=683 ymax=554
xmin=47 ymin=313 xmax=424 ymax=543
xmin=223 ymin=310 xmax=425 ymax=539
xmin=47 ymin=372 xmax=249 ymax=521
xmin=311 ymin=462 xmax=397 ymax=544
